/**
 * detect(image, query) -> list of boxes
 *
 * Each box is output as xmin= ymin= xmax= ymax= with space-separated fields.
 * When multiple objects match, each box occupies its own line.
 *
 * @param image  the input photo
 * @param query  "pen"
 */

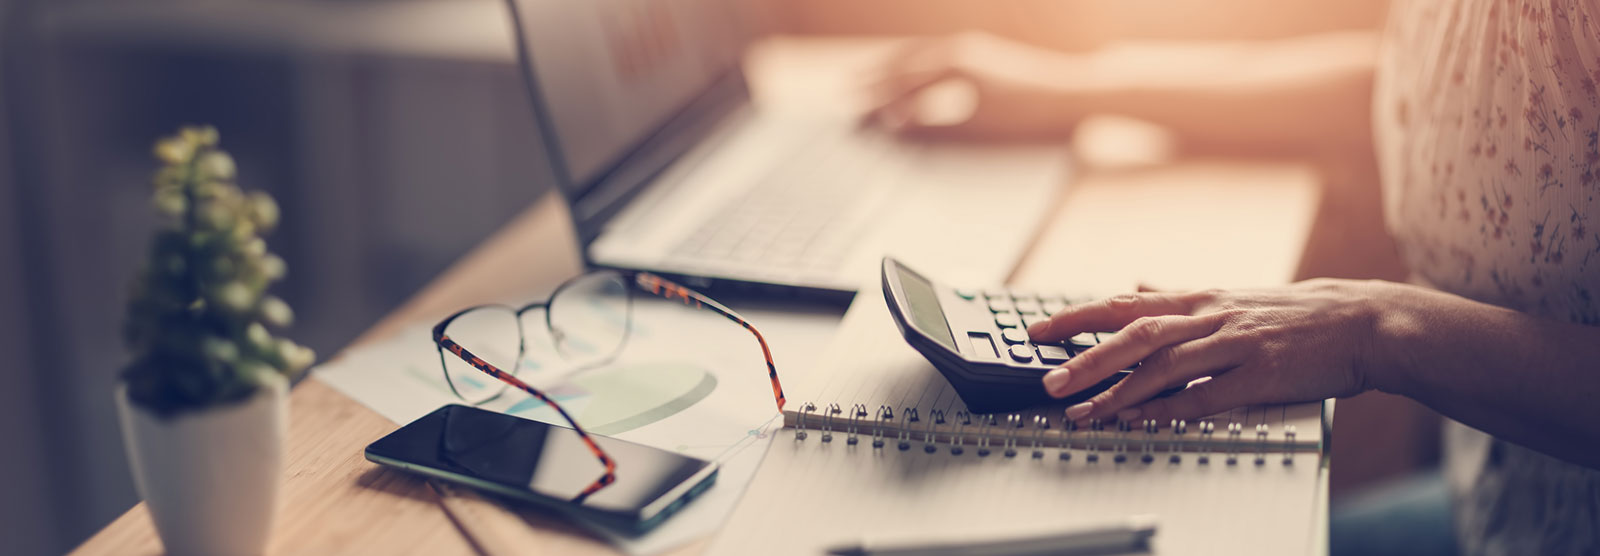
xmin=826 ymin=515 xmax=1158 ymax=556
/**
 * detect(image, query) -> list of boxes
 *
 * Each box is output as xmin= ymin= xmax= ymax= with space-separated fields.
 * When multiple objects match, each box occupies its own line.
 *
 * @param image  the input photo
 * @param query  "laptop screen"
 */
xmin=508 ymin=0 xmax=744 ymax=194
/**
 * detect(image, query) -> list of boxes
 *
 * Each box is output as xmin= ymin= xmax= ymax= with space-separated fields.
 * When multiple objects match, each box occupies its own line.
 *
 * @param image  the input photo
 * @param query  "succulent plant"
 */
xmin=122 ymin=126 xmax=314 ymax=418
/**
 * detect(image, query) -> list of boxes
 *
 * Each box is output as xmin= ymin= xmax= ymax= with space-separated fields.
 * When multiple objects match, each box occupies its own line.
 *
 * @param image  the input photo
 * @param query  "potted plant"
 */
xmin=115 ymin=126 xmax=315 ymax=556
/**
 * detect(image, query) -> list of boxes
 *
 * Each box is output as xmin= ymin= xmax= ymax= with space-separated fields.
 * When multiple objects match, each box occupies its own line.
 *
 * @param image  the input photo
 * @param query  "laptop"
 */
xmin=505 ymin=0 xmax=1070 ymax=304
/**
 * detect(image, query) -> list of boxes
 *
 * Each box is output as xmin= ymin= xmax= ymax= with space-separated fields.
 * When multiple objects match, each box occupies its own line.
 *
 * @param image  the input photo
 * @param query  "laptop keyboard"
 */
xmin=669 ymin=131 xmax=900 ymax=272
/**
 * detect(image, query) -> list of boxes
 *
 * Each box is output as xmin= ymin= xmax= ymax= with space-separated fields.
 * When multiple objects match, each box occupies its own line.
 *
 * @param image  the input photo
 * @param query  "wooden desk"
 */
xmin=72 ymin=192 xmax=595 ymax=556
xmin=73 ymin=38 xmax=1320 ymax=556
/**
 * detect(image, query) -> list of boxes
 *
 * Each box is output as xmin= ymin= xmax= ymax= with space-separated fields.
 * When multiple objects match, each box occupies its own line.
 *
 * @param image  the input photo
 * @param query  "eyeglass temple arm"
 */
xmin=631 ymin=272 xmax=787 ymax=411
xmin=433 ymin=333 xmax=617 ymax=501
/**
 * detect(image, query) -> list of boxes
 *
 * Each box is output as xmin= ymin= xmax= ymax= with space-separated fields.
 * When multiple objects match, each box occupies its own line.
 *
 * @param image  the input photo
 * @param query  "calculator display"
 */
xmin=894 ymin=264 xmax=957 ymax=350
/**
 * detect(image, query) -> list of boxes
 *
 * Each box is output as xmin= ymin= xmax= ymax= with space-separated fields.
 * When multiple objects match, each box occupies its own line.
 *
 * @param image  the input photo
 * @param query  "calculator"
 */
xmin=881 ymin=257 xmax=1132 ymax=414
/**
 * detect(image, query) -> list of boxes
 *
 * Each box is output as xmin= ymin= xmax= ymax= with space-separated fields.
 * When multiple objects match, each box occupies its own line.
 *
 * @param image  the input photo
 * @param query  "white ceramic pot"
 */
xmin=115 ymin=373 xmax=288 ymax=556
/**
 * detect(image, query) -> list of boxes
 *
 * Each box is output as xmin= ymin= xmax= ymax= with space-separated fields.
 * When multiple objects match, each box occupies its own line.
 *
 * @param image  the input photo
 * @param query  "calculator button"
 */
xmin=1001 ymin=328 xmax=1029 ymax=345
xmin=1068 ymin=332 xmax=1099 ymax=348
xmin=986 ymin=297 xmax=1014 ymax=313
xmin=1014 ymin=298 xmax=1041 ymax=315
xmin=1020 ymin=315 xmax=1043 ymax=330
xmin=1041 ymin=300 xmax=1066 ymax=316
xmin=1037 ymin=344 xmax=1071 ymax=364
xmin=1008 ymin=345 xmax=1034 ymax=363
xmin=983 ymin=289 xmax=1009 ymax=300
xmin=1008 ymin=290 xmax=1037 ymax=302
xmin=967 ymin=332 xmax=1000 ymax=359
xmin=955 ymin=289 xmax=978 ymax=300
xmin=993 ymin=313 xmax=1020 ymax=328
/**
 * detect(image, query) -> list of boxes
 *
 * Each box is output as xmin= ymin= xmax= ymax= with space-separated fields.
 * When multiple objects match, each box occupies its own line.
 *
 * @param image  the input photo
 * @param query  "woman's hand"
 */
xmin=862 ymin=32 xmax=1090 ymax=140
xmin=1025 ymin=279 xmax=1411 ymax=423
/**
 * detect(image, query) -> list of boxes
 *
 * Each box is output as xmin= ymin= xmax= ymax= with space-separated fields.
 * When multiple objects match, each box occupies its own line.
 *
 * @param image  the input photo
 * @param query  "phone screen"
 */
xmin=366 ymin=405 xmax=714 ymax=522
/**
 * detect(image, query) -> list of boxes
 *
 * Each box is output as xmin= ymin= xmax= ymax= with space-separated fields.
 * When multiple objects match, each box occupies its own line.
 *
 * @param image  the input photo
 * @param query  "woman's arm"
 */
xmin=1025 ymin=280 xmax=1600 ymax=470
xmin=1372 ymin=287 xmax=1600 ymax=468
xmin=865 ymin=31 xmax=1378 ymax=157
xmin=1065 ymin=33 xmax=1379 ymax=156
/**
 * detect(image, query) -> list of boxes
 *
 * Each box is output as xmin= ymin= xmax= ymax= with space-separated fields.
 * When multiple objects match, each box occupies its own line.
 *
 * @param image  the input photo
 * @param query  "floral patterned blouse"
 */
xmin=1374 ymin=0 xmax=1600 ymax=553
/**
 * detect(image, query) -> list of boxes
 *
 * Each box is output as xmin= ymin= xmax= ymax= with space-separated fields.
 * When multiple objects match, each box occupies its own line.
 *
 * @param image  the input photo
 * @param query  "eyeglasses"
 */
xmin=431 ymin=270 xmax=785 ymax=501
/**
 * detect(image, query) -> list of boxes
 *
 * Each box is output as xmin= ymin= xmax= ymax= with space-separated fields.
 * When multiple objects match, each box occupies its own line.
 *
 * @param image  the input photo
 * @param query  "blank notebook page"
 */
xmin=707 ymin=427 xmax=1325 ymax=556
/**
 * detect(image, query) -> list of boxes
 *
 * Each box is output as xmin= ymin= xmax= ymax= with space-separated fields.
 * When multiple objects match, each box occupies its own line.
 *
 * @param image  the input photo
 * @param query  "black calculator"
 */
xmin=881 ymin=257 xmax=1132 ymax=413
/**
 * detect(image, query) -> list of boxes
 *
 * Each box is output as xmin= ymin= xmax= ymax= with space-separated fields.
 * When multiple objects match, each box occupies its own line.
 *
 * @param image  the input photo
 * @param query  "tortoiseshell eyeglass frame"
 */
xmin=431 ymin=270 xmax=787 ymax=502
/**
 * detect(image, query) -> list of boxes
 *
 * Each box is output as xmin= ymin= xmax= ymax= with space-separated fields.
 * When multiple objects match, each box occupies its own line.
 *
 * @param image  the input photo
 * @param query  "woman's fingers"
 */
xmin=861 ymin=39 xmax=958 ymax=127
xmin=1072 ymin=335 xmax=1243 ymax=421
xmin=1027 ymin=291 xmax=1205 ymax=342
xmin=1042 ymin=313 xmax=1222 ymax=400
xmin=875 ymin=36 xmax=948 ymax=80
xmin=1125 ymin=373 xmax=1256 ymax=423
xmin=862 ymin=67 xmax=963 ymax=128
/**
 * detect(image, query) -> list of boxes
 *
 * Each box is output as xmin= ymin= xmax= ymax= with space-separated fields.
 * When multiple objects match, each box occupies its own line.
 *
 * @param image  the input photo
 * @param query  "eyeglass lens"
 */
xmin=440 ymin=307 xmax=523 ymax=404
xmin=442 ymin=272 xmax=635 ymax=406
xmin=547 ymin=272 xmax=633 ymax=371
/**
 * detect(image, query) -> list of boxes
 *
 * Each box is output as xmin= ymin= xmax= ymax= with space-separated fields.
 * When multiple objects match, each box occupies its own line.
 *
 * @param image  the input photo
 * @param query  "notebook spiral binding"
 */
xmin=792 ymin=401 xmax=1302 ymax=467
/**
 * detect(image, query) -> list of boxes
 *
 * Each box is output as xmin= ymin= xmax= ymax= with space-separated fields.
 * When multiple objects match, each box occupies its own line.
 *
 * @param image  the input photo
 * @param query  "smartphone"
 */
xmin=365 ymin=404 xmax=718 ymax=533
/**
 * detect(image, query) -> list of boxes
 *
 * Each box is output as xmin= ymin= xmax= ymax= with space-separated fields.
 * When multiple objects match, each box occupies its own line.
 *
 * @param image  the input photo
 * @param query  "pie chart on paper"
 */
xmin=500 ymin=362 xmax=718 ymax=436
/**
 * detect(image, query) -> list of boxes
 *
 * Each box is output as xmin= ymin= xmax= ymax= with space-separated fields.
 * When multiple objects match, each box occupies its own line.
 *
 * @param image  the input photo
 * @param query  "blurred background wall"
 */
xmin=0 ymin=2 xmax=60 ymax=553
xmin=2 ymin=1 xmax=555 ymax=552
xmin=0 ymin=1 xmax=1391 ymax=554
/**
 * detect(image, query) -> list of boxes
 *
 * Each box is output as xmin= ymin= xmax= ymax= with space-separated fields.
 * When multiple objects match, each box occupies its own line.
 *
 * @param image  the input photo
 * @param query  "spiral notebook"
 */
xmin=706 ymin=280 xmax=1331 ymax=556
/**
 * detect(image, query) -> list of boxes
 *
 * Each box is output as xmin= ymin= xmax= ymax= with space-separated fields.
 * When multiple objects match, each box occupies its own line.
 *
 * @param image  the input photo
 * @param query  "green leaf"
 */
xmin=197 ymin=151 xmax=236 ymax=181
xmin=212 ymin=281 xmax=254 ymax=314
xmin=153 ymin=137 xmax=194 ymax=165
xmin=260 ymin=296 xmax=293 ymax=327
xmin=247 ymin=191 xmax=279 ymax=232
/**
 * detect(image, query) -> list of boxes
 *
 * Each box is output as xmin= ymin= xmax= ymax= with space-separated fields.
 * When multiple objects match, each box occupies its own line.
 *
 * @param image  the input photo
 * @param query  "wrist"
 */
xmin=1360 ymin=282 xmax=1429 ymax=396
xmin=1368 ymin=309 xmax=1421 ymax=396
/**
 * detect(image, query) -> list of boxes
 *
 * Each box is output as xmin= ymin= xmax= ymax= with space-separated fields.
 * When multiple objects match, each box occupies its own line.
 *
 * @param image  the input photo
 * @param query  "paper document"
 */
xmin=318 ymin=298 xmax=841 ymax=555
